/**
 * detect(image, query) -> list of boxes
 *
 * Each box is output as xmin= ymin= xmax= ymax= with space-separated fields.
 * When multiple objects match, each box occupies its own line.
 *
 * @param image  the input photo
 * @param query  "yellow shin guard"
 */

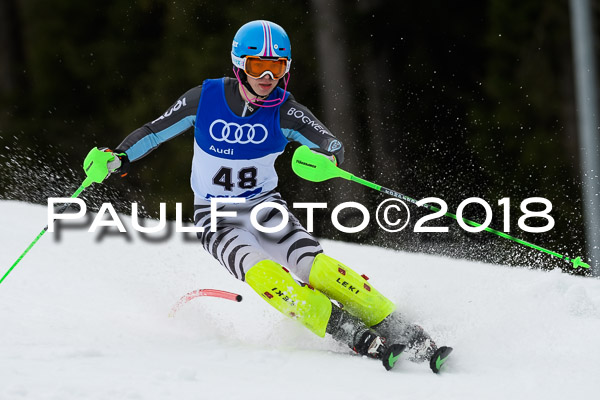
xmin=308 ymin=253 xmax=395 ymax=327
xmin=245 ymin=260 xmax=333 ymax=337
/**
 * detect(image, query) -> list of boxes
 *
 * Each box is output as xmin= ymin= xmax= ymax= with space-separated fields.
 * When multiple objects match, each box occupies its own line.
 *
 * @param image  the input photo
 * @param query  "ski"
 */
xmin=429 ymin=346 xmax=453 ymax=373
xmin=382 ymin=344 xmax=406 ymax=371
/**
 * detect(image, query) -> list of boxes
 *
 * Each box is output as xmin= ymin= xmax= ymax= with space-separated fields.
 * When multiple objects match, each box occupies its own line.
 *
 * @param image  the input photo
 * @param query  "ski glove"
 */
xmin=96 ymin=147 xmax=129 ymax=176
xmin=310 ymin=148 xmax=337 ymax=166
xmin=103 ymin=148 xmax=130 ymax=176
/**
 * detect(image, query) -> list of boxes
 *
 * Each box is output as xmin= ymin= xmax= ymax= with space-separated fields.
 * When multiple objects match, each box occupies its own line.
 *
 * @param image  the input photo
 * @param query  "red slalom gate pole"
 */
xmin=169 ymin=289 xmax=243 ymax=317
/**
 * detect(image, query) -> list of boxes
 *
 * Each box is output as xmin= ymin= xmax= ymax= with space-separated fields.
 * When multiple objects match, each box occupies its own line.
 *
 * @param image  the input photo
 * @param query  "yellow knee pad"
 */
xmin=246 ymin=260 xmax=333 ymax=337
xmin=308 ymin=253 xmax=395 ymax=326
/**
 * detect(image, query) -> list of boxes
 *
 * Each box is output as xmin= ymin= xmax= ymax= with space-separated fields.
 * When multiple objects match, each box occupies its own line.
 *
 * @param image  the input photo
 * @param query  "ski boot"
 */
xmin=372 ymin=312 xmax=437 ymax=363
xmin=327 ymin=305 xmax=405 ymax=371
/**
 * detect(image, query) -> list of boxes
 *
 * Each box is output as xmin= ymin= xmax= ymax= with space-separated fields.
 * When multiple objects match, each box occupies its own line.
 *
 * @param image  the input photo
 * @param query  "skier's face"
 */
xmin=246 ymin=75 xmax=280 ymax=97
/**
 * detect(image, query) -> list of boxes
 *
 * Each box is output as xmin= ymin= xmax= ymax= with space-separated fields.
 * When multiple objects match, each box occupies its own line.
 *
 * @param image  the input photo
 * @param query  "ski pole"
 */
xmin=0 ymin=181 xmax=90 ymax=285
xmin=0 ymin=148 xmax=116 ymax=286
xmin=291 ymin=145 xmax=591 ymax=270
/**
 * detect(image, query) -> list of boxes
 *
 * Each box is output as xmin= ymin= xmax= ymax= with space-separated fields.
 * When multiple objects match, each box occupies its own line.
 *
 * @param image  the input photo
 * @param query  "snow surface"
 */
xmin=1 ymin=200 xmax=599 ymax=400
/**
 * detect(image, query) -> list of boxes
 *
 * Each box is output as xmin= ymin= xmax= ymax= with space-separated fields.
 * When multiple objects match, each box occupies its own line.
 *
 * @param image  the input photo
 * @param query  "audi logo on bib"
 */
xmin=209 ymin=119 xmax=269 ymax=144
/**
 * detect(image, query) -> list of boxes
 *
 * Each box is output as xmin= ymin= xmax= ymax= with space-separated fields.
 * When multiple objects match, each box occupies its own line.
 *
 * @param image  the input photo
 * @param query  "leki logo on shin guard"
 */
xmin=271 ymin=287 xmax=296 ymax=305
xmin=335 ymin=278 xmax=360 ymax=294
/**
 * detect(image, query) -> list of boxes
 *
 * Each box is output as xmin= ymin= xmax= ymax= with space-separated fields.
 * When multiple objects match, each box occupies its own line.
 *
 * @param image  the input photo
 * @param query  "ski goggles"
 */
xmin=232 ymin=54 xmax=291 ymax=79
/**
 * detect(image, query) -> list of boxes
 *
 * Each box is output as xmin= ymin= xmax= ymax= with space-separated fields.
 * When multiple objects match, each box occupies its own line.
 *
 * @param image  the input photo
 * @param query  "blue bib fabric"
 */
xmin=190 ymin=78 xmax=290 ymax=199
xmin=194 ymin=79 xmax=289 ymax=160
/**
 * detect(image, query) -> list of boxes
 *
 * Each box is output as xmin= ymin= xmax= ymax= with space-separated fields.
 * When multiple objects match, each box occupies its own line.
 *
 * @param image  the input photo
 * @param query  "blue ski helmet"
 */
xmin=231 ymin=20 xmax=292 ymax=69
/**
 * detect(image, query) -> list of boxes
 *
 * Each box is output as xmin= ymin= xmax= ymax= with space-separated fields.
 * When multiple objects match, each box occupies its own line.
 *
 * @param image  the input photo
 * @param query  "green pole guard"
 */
xmin=82 ymin=147 xmax=115 ymax=187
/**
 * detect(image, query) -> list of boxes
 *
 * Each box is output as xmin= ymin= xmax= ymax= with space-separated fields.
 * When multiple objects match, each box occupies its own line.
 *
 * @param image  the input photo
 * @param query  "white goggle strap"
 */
xmin=231 ymin=53 xmax=246 ymax=70
xmin=285 ymin=59 xmax=292 ymax=74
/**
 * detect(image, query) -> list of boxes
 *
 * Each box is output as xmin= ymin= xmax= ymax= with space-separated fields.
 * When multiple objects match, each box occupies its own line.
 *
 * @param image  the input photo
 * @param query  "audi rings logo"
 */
xmin=209 ymin=119 xmax=269 ymax=144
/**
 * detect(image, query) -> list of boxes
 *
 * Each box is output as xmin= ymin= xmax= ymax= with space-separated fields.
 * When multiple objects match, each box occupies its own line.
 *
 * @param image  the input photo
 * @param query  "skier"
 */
xmin=85 ymin=20 xmax=444 ymax=370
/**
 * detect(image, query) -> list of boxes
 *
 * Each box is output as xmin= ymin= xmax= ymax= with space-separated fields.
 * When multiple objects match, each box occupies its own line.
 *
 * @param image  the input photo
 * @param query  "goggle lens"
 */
xmin=245 ymin=57 xmax=288 ymax=79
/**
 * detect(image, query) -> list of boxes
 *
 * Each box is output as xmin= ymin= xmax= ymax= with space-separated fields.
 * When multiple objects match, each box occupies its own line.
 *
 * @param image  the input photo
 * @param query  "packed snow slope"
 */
xmin=1 ymin=200 xmax=599 ymax=400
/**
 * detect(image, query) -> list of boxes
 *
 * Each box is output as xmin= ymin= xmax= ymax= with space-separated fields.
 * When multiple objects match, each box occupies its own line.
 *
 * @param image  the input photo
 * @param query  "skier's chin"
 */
xmin=248 ymin=77 xmax=277 ymax=97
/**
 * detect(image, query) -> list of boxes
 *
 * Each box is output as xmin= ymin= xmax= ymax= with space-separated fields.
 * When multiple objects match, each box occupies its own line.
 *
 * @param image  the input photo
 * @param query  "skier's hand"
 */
xmin=310 ymin=148 xmax=337 ymax=166
xmin=99 ymin=147 xmax=129 ymax=176
xmin=83 ymin=147 xmax=130 ymax=186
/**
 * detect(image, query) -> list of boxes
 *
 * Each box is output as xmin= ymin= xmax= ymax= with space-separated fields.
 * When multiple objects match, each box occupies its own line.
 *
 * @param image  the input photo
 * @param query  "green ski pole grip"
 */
xmin=82 ymin=147 xmax=115 ymax=187
xmin=291 ymin=145 xmax=352 ymax=182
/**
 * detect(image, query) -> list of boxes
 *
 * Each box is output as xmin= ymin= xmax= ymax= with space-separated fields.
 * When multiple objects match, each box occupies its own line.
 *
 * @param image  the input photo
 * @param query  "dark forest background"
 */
xmin=0 ymin=0 xmax=598 ymax=275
